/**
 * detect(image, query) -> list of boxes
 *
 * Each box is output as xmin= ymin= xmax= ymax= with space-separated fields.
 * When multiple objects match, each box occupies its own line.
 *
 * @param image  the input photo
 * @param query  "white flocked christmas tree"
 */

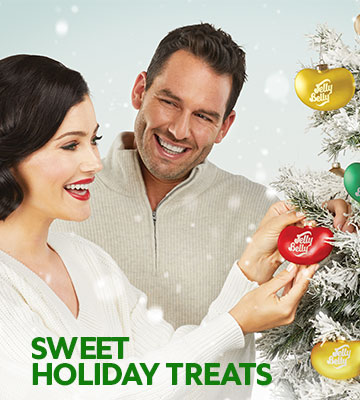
xmin=257 ymin=25 xmax=360 ymax=400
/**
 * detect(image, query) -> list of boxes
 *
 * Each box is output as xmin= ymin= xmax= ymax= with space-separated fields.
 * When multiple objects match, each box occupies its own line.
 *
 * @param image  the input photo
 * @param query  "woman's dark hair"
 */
xmin=0 ymin=54 xmax=89 ymax=221
xmin=145 ymin=23 xmax=247 ymax=121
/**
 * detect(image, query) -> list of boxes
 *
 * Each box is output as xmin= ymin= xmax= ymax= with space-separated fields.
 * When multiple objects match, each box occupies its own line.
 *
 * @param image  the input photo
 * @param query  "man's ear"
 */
xmin=215 ymin=110 xmax=236 ymax=144
xmin=131 ymin=71 xmax=147 ymax=110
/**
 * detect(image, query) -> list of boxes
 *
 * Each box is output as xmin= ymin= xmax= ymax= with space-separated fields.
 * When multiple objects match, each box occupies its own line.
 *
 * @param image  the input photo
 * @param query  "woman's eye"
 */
xmin=92 ymin=135 xmax=103 ymax=146
xmin=61 ymin=142 xmax=78 ymax=151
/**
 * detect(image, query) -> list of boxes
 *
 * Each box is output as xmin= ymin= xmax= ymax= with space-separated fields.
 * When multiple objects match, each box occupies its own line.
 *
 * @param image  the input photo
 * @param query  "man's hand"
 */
xmin=230 ymin=263 xmax=317 ymax=335
xmin=324 ymin=199 xmax=354 ymax=233
xmin=238 ymin=201 xmax=305 ymax=284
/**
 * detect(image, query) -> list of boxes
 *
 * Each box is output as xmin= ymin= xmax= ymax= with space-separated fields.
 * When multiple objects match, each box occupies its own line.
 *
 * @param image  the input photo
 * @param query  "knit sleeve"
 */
xmin=67 ymin=234 xmax=256 ymax=398
xmin=69 ymin=233 xmax=248 ymax=345
xmin=0 ymin=267 xmax=246 ymax=400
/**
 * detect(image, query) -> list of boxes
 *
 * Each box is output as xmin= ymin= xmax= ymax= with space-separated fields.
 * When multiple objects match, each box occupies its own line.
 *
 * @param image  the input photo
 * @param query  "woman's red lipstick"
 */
xmin=64 ymin=177 xmax=95 ymax=201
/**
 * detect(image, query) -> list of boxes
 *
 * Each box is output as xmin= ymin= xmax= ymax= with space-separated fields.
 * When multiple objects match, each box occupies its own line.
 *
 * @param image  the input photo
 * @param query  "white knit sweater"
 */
xmin=0 ymin=232 xmax=258 ymax=400
xmin=53 ymin=132 xmax=277 ymax=328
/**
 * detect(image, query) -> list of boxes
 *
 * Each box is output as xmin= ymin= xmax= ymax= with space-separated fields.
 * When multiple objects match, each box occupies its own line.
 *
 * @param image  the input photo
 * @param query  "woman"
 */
xmin=0 ymin=55 xmax=316 ymax=399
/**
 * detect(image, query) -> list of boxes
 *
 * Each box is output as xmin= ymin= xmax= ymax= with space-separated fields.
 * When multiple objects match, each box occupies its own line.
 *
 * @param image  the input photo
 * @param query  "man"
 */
xmin=54 ymin=23 xmax=278 ymax=326
xmin=53 ymin=23 xmax=351 ymax=398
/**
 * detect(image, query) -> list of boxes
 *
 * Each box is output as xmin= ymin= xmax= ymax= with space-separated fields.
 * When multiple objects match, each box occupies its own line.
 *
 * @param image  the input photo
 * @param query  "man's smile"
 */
xmin=154 ymin=134 xmax=190 ymax=158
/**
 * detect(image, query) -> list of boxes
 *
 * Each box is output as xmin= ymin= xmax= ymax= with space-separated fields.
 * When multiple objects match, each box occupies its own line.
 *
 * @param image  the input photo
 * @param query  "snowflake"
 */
xmin=248 ymin=223 xmax=256 ymax=231
xmin=134 ymin=215 xmax=142 ymax=223
xmin=264 ymin=70 xmax=289 ymax=102
xmin=228 ymin=196 xmax=241 ymax=210
xmin=147 ymin=307 xmax=164 ymax=323
xmin=55 ymin=20 xmax=69 ymax=37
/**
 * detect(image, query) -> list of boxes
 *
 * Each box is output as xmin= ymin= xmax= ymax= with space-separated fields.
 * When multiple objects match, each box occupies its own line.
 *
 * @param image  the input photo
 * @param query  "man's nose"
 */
xmin=79 ymin=147 xmax=103 ymax=173
xmin=168 ymin=111 xmax=191 ymax=140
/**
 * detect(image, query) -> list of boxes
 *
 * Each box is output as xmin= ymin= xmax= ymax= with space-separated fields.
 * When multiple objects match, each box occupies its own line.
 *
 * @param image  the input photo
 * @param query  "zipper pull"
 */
xmin=152 ymin=211 xmax=157 ymax=222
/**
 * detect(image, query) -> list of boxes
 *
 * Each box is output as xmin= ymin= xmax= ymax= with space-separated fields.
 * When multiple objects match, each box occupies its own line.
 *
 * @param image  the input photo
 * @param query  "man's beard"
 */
xmin=134 ymin=113 xmax=212 ymax=181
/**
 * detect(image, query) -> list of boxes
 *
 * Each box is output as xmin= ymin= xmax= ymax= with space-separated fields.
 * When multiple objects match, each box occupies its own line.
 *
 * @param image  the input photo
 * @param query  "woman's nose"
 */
xmin=79 ymin=148 xmax=103 ymax=173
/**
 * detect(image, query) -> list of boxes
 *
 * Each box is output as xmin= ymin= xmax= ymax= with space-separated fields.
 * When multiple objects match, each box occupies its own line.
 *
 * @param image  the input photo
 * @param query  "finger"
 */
xmin=267 ymin=209 xmax=306 ymax=233
xmin=258 ymin=201 xmax=293 ymax=228
xmin=263 ymin=251 xmax=286 ymax=279
xmin=282 ymin=277 xmax=294 ymax=296
xmin=281 ymin=264 xmax=317 ymax=305
xmin=273 ymin=249 xmax=285 ymax=264
xmin=342 ymin=203 xmax=355 ymax=233
xmin=262 ymin=264 xmax=298 ymax=294
xmin=326 ymin=199 xmax=348 ymax=231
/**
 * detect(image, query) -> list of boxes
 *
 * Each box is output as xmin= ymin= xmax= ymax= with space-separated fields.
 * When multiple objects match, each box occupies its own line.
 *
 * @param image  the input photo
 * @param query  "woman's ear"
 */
xmin=131 ymin=72 xmax=147 ymax=110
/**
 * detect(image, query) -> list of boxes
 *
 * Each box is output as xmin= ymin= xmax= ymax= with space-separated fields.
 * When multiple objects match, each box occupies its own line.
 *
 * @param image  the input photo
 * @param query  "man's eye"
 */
xmin=92 ymin=135 xmax=103 ymax=145
xmin=161 ymin=99 xmax=174 ymax=106
xmin=196 ymin=113 xmax=211 ymax=122
xmin=61 ymin=142 xmax=78 ymax=151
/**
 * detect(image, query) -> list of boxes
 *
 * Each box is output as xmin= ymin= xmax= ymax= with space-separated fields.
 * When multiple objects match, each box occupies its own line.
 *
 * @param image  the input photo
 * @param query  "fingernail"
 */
xmin=314 ymin=264 xmax=320 ymax=272
xmin=337 ymin=223 xmax=344 ymax=231
xmin=296 ymin=211 xmax=305 ymax=218
xmin=286 ymin=263 xmax=295 ymax=272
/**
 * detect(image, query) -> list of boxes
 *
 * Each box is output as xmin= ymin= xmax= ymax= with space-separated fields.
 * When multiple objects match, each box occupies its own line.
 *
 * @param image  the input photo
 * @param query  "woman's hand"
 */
xmin=230 ymin=263 xmax=318 ymax=334
xmin=238 ymin=201 xmax=305 ymax=284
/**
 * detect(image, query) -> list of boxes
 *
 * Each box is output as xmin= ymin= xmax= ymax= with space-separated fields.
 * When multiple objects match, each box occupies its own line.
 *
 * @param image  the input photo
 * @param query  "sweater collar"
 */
xmin=98 ymin=132 xmax=217 ymax=202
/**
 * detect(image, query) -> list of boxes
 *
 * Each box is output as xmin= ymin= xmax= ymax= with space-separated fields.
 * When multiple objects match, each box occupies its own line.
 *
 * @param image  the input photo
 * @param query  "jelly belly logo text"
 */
xmin=326 ymin=344 xmax=351 ymax=369
xmin=288 ymin=231 xmax=313 ymax=256
xmin=309 ymin=79 xmax=333 ymax=107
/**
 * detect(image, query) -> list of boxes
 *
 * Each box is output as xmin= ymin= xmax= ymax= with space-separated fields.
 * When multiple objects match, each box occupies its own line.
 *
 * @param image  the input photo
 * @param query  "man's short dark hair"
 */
xmin=145 ymin=23 xmax=247 ymax=120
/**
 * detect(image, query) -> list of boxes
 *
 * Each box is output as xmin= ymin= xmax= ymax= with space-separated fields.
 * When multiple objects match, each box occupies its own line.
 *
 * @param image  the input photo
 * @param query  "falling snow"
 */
xmin=146 ymin=306 xmax=164 ymax=323
xmin=134 ymin=215 xmax=142 ymax=223
xmin=265 ymin=187 xmax=277 ymax=198
xmin=228 ymin=195 xmax=241 ymax=210
xmin=248 ymin=223 xmax=256 ymax=231
xmin=264 ymin=70 xmax=289 ymax=102
xmin=71 ymin=5 xmax=79 ymax=13
xmin=138 ymin=295 xmax=147 ymax=305
xmin=55 ymin=20 xmax=69 ymax=36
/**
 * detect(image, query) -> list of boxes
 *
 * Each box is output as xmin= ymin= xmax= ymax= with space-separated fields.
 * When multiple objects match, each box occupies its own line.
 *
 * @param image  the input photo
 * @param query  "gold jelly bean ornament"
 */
xmin=311 ymin=340 xmax=360 ymax=380
xmin=294 ymin=64 xmax=355 ymax=111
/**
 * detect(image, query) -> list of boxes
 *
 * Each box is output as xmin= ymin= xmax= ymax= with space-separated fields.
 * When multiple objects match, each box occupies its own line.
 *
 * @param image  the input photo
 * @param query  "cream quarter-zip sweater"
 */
xmin=53 ymin=132 xmax=277 ymax=328
xmin=0 ymin=232 xmax=258 ymax=400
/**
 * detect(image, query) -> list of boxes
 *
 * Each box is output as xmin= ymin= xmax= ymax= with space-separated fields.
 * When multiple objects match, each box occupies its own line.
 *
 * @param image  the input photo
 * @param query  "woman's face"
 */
xmin=14 ymin=95 xmax=102 ymax=222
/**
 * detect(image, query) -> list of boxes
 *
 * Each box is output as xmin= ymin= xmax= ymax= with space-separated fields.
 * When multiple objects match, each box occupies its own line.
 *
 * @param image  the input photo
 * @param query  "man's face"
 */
xmin=132 ymin=50 xmax=236 ymax=182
